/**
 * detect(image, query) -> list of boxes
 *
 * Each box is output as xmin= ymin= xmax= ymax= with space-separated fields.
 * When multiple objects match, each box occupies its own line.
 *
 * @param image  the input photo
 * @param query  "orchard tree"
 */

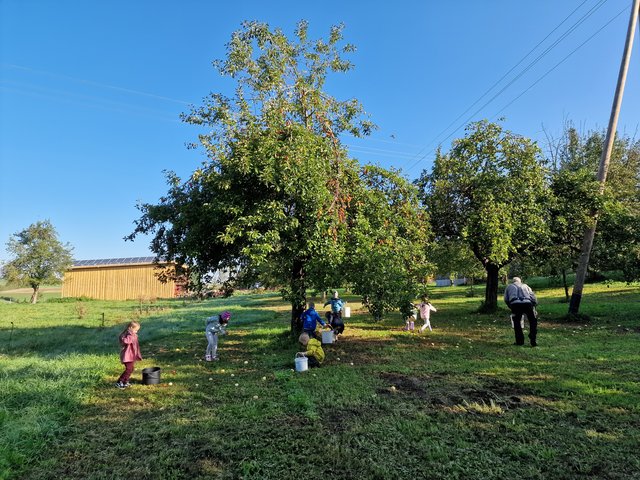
xmin=345 ymin=165 xmax=431 ymax=320
xmin=3 ymin=220 xmax=74 ymax=304
xmin=127 ymin=21 xmax=375 ymax=330
xmin=417 ymin=121 xmax=550 ymax=312
xmin=540 ymin=127 xmax=640 ymax=293
xmin=588 ymin=132 xmax=640 ymax=281
xmin=537 ymin=127 xmax=602 ymax=299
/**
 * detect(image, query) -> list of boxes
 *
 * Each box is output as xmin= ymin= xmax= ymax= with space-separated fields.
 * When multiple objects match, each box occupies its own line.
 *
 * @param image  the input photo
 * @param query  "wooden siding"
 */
xmin=62 ymin=264 xmax=177 ymax=300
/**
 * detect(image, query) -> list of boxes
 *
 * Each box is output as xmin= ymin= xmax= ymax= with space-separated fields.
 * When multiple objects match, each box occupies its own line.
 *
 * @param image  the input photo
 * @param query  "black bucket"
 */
xmin=141 ymin=367 xmax=161 ymax=385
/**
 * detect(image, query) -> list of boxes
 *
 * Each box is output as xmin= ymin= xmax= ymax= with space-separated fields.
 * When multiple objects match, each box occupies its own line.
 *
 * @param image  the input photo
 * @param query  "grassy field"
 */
xmin=0 ymin=284 xmax=61 ymax=303
xmin=1 ymin=283 xmax=639 ymax=480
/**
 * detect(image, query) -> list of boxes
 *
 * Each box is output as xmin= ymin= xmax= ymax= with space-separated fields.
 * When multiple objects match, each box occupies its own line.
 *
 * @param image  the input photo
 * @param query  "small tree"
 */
xmin=428 ymin=239 xmax=485 ymax=295
xmin=3 ymin=220 xmax=74 ymax=303
xmin=346 ymin=165 xmax=431 ymax=320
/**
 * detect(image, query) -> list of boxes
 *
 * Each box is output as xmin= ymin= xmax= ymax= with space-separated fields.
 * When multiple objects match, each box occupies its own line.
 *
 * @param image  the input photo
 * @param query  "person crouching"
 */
xmin=297 ymin=333 xmax=325 ymax=368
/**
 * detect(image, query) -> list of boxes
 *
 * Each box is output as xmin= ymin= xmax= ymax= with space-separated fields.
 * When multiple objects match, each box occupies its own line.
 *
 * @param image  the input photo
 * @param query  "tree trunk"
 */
xmin=483 ymin=263 xmax=500 ymax=312
xmin=290 ymin=258 xmax=306 ymax=334
xmin=30 ymin=286 xmax=39 ymax=304
xmin=562 ymin=269 xmax=569 ymax=302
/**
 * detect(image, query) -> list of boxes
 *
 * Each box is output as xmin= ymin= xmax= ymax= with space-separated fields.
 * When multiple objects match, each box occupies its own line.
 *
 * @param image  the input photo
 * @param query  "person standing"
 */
xmin=504 ymin=277 xmax=538 ymax=347
xmin=116 ymin=321 xmax=142 ymax=388
xmin=324 ymin=291 xmax=346 ymax=335
xmin=417 ymin=297 xmax=437 ymax=333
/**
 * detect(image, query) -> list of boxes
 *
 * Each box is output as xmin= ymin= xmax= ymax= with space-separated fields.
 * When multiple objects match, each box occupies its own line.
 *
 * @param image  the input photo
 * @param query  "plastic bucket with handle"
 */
xmin=343 ymin=306 xmax=351 ymax=318
xmin=295 ymin=355 xmax=308 ymax=372
xmin=322 ymin=330 xmax=335 ymax=344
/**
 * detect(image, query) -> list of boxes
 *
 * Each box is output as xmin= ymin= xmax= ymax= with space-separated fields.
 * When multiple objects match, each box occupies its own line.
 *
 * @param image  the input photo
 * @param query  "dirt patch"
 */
xmin=318 ymin=405 xmax=387 ymax=434
xmin=378 ymin=372 xmax=534 ymax=411
xmin=323 ymin=338 xmax=392 ymax=365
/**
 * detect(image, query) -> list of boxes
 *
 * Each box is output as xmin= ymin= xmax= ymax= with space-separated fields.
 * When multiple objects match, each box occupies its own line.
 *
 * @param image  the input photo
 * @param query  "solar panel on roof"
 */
xmin=72 ymin=257 xmax=163 ymax=267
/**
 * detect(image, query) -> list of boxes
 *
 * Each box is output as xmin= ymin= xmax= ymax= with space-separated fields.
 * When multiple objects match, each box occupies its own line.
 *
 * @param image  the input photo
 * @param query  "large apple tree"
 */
xmin=417 ymin=121 xmax=550 ymax=312
xmin=127 ymin=21 xmax=376 ymax=329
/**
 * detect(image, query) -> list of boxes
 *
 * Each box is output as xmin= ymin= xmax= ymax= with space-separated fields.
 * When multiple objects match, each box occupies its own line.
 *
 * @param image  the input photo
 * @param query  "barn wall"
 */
xmin=62 ymin=264 xmax=176 ymax=300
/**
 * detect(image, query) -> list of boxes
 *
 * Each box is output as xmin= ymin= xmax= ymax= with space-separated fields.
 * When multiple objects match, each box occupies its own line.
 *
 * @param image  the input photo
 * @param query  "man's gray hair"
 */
xmin=512 ymin=277 xmax=522 ymax=284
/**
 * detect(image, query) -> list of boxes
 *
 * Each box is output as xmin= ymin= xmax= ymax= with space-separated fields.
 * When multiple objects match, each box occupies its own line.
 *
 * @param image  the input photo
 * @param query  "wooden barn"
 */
xmin=62 ymin=257 xmax=185 ymax=300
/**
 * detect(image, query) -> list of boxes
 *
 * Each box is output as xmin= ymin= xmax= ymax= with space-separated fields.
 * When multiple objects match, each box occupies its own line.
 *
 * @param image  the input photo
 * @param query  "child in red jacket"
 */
xmin=116 ymin=321 xmax=142 ymax=388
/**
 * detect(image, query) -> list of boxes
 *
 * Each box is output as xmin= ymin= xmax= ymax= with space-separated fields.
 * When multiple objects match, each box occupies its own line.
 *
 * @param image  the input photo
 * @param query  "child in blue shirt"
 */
xmin=324 ymin=290 xmax=346 ymax=335
xmin=300 ymin=302 xmax=329 ymax=339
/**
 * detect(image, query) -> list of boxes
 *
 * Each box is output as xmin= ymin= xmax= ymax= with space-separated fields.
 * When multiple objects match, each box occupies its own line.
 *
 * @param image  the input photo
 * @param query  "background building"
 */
xmin=62 ymin=257 xmax=184 ymax=300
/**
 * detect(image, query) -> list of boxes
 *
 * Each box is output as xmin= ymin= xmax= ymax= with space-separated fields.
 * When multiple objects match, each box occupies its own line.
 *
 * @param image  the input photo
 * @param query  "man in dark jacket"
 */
xmin=504 ymin=277 xmax=538 ymax=347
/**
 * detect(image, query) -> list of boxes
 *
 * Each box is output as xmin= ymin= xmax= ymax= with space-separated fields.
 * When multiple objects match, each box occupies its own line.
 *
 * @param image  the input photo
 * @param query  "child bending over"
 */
xmin=205 ymin=311 xmax=231 ymax=361
xmin=297 ymin=333 xmax=325 ymax=368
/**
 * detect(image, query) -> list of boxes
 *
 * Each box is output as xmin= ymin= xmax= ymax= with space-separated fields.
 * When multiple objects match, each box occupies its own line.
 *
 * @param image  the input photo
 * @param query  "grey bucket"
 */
xmin=142 ymin=367 xmax=161 ymax=385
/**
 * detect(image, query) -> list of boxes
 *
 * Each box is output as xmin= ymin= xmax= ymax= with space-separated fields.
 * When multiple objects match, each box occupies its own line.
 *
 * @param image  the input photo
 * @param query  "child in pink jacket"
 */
xmin=116 ymin=321 xmax=142 ymax=388
xmin=417 ymin=297 xmax=437 ymax=333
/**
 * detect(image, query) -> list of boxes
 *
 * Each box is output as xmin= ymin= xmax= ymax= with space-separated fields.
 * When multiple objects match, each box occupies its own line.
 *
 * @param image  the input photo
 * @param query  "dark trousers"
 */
xmin=308 ymin=356 xmax=321 ymax=368
xmin=510 ymin=303 xmax=537 ymax=346
xmin=326 ymin=312 xmax=345 ymax=334
xmin=118 ymin=362 xmax=135 ymax=383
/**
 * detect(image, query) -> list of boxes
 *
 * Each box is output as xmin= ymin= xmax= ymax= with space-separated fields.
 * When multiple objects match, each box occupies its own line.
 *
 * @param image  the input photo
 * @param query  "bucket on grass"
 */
xmin=294 ymin=355 xmax=308 ymax=372
xmin=343 ymin=306 xmax=351 ymax=318
xmin=322 ymin=330 xmax=335 ymax=344
xmin=142 ymin=366 xmax=161 ymax=385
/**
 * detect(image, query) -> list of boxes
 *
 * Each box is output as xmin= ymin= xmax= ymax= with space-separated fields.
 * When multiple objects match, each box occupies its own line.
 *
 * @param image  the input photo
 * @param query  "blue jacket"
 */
xmin=301 ymin=307 xmax=325 ymax=332
xmin=324 ymin=298 xmax=344 ymax=314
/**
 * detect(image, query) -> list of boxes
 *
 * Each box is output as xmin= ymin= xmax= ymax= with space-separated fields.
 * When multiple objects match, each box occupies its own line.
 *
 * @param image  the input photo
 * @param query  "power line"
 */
xmin=0 ymin=84 xmax=182 ymax=123
xmin=1 ymin=63 xmax=191 ymax=105
xmin=492 ymin=5 xmax=631 ymax=119
xmin=404 ymin=0 xmax=613 ymax=175
xmin=408 ymin=0 xmax=596 ymax=162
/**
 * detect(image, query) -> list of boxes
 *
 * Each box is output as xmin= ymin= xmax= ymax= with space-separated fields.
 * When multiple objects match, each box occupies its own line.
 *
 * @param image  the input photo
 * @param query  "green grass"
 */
xmin=0 ymin=284 xmax=61 ymax=303
xmin=1 ymin=284 xmax=639 ymax=480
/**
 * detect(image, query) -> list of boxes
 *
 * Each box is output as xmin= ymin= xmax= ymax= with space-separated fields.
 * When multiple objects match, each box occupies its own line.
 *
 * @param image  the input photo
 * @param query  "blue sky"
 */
xmin=1 ymin=0 xmax=638 ymax=262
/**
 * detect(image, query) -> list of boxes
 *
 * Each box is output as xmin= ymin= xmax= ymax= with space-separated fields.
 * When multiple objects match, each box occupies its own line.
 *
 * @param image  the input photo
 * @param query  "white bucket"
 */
xmin=322 ymin=330 xmax=335 ymax=344
xmin=343 ymin=306 xmax=351 ymax=318
xmin=294 ymin=356 xmax=308 ymax=372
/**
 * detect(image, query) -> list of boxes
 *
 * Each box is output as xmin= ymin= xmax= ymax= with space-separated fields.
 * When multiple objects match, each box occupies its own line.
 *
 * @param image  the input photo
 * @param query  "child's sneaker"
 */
xmin=123 ymin=382 xmax=132 ymax=388
xmin=211 ymin=356 xmax=219 ymax=361
xmin=115 ymin=382 xmax=126 ymax=389
xmin=205 ymin=355 xmax=212 ymax=362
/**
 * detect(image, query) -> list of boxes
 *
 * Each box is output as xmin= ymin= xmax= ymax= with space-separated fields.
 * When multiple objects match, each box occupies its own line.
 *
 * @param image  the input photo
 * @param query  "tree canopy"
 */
xmin=128 ymin=21 xmax=428 ymax=325
xmin=417 ymin=120 xmax=550 ymax=311
xmin=543 ymin=127 xmax=640 ymax=287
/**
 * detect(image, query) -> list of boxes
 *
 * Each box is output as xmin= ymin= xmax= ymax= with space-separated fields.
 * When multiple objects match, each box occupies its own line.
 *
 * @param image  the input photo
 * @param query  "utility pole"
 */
xmin=569 ymin=0 xmax=640 ymax=315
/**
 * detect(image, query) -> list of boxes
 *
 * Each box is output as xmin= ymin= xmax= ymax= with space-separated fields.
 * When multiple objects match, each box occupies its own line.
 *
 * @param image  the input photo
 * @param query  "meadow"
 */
xmin=1 ymin=282 xmax=639 ymax=480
